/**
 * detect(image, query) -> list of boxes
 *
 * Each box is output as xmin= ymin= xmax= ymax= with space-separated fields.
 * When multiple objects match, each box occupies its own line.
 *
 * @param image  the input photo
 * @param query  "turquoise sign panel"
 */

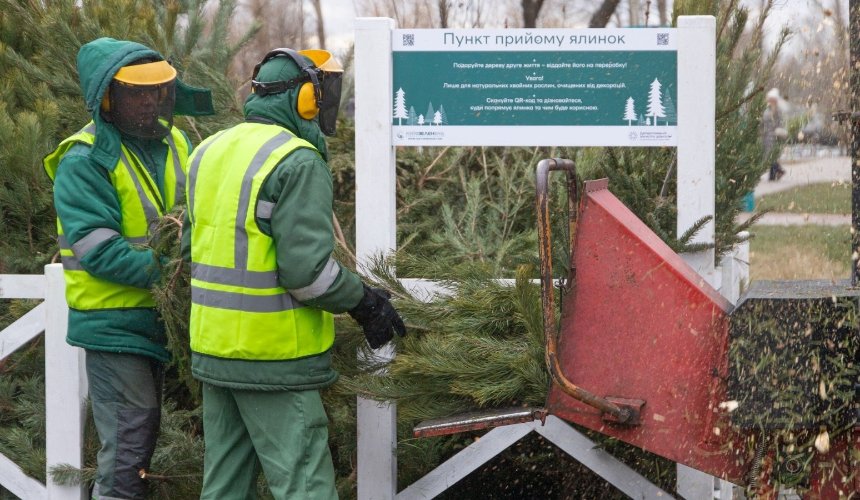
xmin=391 ymin=28 xmax=678 ymax=146
xmin=393 ymin=51 xmax=676 ymax=127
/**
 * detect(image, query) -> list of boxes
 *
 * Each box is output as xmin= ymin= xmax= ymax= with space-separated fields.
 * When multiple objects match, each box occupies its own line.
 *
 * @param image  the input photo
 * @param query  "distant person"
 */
xmin=762 ymin=87 xmax=787 ymax=181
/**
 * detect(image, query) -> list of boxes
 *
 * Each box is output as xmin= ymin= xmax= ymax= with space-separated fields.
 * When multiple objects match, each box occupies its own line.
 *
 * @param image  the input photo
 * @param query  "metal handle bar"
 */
xmin=535 ymin=158 xmax=635 ymax=424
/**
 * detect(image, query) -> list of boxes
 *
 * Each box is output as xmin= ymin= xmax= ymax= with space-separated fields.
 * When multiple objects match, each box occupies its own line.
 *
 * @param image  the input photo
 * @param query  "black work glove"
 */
xmin=348 ymin=285 xmax=407 ymax=349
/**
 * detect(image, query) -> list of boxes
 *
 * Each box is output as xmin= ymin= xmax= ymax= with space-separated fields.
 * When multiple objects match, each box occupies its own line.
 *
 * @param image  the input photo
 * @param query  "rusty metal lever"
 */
xmin=535 ymin=158 xmax=640 ymax=425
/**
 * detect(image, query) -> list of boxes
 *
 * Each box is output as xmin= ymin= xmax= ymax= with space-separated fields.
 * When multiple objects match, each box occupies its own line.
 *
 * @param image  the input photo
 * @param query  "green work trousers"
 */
xmin=200 ymin=383 xmax=338 ymax=500
xmin=87 ymin=350 xmax=163 ymax=500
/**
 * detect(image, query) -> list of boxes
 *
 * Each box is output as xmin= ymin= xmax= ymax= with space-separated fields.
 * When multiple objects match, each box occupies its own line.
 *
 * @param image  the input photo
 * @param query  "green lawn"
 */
xmin=756 ymin=182 xmax=850 ymax=214
xmin=748 ymin=224 xmax=851 ymax=280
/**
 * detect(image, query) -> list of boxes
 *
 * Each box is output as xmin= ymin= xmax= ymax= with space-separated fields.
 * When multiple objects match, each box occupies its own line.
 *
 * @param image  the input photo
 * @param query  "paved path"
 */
xmin=745 ymin=155 xmax=851 ymax=226
xmin=754 ymin=156 xmax=849 ymax=198
xmin=737 ymin=212 xmax=850 ymax=226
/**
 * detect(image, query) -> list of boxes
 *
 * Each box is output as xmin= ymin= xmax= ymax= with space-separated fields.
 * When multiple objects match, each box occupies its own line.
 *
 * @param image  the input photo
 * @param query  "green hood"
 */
xmin=76 ymin=37 xmax=214 ymax=170
xmin=243 ymin=53 xmax=329 ymax=160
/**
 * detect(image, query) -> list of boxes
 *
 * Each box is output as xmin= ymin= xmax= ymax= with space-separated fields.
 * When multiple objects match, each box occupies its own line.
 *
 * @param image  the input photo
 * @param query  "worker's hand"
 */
xmin=348 ymin=285 xmax=407 ymax=349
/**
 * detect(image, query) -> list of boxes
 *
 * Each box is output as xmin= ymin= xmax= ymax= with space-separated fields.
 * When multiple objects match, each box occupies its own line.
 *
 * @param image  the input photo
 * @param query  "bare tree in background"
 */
xmin=521 ymin=0 xmax=545 ymax=27
xmin=353 ymin=0 xmax=646 ymax=30
xmin=438 ymin=0 xmax=450 ymax=28
xmin=230 ymin=0 xmax=304 ymax=97
xmin=311 ymin=0 xmax=327 ymax=50
xmin=356 ymin=0 xmax=433 ymax=27
xmin=589 ymin=0 xmax=622 ymax=27
xmin=629 ymin=0 xmax=640 ymax=25
xmin=657 ymin=0 xmax=668 ymax=26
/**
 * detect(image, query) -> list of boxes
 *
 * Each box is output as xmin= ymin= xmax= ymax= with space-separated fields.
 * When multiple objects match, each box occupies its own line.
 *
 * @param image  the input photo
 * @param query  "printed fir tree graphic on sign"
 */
xmin=438 ymin=104 xmax=449 ymax=125
xmin=646 ymin=78 xmax=666 ymax=126
xmin=624 ymin=97 xmax=636 ymax=126
xmin=662 ymin=91 xmax=676 ymax=126
xmin=390 ymin=89 xmax=450 ymax=127
xmin=425 ymin=102 xmax=435 ymax=125
xmin=393 ymin=87 xmax=408 ymax=125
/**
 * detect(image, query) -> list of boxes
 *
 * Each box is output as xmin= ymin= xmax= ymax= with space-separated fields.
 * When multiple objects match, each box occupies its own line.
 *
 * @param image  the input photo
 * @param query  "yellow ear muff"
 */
xmin=296 ymin=81 xmax=319 ymax=119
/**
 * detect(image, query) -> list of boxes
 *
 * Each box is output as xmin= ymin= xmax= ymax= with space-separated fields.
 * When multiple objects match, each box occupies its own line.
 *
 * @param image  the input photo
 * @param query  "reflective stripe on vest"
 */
xmin=43 ymin=122 xmax=189 ymax=310
xmin=187 ymin=122 xmax=334 ymax=361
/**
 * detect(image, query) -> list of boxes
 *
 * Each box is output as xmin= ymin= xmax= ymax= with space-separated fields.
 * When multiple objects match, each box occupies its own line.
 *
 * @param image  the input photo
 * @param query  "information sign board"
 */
xmin=392 ymin=28 xmax=677 ymax=146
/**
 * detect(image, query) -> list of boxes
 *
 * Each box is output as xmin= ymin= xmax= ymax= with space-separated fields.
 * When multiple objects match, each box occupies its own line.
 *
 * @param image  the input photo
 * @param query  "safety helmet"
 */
xmin=101 ymin=59 xmax=177 ymax=139
xmin=250 ymin=48 xmax=344 ymax=136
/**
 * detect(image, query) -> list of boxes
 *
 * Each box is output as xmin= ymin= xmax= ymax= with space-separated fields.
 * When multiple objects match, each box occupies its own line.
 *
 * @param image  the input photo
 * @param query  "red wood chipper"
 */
xmin=415 ymin=159 xmax=858 ymax=498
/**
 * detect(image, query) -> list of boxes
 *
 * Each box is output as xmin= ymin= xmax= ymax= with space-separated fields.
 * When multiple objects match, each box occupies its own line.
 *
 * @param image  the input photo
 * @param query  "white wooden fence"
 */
xmin=0 ymin=264 xmax=87 ymax=500
xmin=0 ymin=248 xmax=748 ymax=500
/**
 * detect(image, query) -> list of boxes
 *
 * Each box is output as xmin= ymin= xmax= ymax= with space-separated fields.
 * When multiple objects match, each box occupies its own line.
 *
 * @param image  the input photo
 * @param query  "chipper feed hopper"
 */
xmin=414 ymin=158 xmax=858 ymax=498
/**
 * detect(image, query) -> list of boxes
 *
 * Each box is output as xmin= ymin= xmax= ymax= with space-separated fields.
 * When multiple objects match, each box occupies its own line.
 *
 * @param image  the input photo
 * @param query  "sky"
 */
xmin=319 ymin=0 xmax=357 ymax=54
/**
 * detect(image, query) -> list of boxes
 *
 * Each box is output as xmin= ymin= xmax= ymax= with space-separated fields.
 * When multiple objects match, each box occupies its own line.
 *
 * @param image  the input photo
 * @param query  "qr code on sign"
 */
xmin=403 ymin=33 xmax=415 ymax=46
xmin=657 ymin=32 xmax=669 ymax=45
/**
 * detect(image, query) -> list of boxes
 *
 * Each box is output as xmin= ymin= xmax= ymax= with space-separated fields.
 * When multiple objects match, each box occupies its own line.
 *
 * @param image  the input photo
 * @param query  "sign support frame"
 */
xmin=354 ymin=16 xmax=719 ymax=499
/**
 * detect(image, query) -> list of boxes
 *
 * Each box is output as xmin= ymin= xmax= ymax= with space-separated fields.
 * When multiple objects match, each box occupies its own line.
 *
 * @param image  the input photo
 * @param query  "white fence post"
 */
xmin=676 ymin=15 xmax=720 ymax=500
xmin=716 ymin=235 xmax=750 ymax=500
xmin=677 ymin=15 xmax=717 ymax=281
xmin=720 ymin=232 xmax=750 ymax=305
xmin=355 ymin=16 xmax=398 ymax=500
xmin=44 ymin=263 xmax=87 ymax=500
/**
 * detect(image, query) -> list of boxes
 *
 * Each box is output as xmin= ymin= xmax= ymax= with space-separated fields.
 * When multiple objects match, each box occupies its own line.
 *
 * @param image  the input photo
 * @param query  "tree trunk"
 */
xmin=438 ymin=0 xmax=449 ymax=28
xmin=657 ymin=0 xmax=668 ymax=26
xmin=629 ymin=0 xmax=640 ymax=26
xmin=589 ymin=0 xmax=622 ymax=28
xmin=521 ymin=0 xmax=545 ymax=28
xmin=311 ymin=0 xmax=326 ymax=50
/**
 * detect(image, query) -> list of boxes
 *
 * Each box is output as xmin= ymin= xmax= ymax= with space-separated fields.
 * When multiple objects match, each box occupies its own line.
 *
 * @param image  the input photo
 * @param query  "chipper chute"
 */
xmin=536 ymin=159 xmax=857 ymax=498
xmin=536 ymin=162 xmax=747 ymax=484
xmin=414 ymin=158 xmax=858 ymax=498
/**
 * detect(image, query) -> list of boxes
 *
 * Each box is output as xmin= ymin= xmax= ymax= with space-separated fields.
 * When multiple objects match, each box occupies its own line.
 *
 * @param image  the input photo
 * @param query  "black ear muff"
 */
xmin=252 ymin=48 xmax=321 ymax=120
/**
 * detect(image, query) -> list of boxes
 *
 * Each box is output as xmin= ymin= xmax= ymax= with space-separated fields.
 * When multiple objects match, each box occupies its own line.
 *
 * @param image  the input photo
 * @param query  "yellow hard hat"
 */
xmin=113 ymin=60 xmax=177 ymax=85
xmin=299 ymin=49 xmax=343 ymax=73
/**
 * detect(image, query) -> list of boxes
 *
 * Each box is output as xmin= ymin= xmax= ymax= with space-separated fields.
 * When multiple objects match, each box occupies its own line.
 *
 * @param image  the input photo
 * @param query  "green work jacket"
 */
xmin=187 ymin=122 xmax=362 ymax=390
xmin=44 ymin=122 xmax=189 ymax=361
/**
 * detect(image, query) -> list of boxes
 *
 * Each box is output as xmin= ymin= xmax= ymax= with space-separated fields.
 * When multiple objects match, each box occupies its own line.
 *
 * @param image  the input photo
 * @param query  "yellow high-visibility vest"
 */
xmin=43 ymin=122 xmax=188 ymax=309
xmin=186 ymin=122 xmax=334 ymax=361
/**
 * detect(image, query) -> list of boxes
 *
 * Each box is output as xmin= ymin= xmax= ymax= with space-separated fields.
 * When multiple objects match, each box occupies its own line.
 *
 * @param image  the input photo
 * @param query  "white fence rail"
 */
xmin=0 ymin=247 xmax=748 ymax=500
xmin=0 ymin=264 xmax=87 ymax=500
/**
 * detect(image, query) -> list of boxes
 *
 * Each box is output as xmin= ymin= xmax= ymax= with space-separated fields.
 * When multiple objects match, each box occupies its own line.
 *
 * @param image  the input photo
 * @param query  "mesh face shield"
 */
xmin=316 ymin=71 xmax=343 ymax=136
xmin=108 ymin=80 xmax=176 ymax=139
xmin=299 ymin=49 xmax=343 ymax=136
xmin=103 ymin=60 xmax=177 ymax=139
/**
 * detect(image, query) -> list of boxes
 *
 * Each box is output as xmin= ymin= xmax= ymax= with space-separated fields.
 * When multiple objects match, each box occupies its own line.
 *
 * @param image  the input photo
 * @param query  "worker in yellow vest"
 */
xmin=182 ymin=48 xmax=406 ymax=499
xmin=43 ymin=38 xmax=212 ymax=499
